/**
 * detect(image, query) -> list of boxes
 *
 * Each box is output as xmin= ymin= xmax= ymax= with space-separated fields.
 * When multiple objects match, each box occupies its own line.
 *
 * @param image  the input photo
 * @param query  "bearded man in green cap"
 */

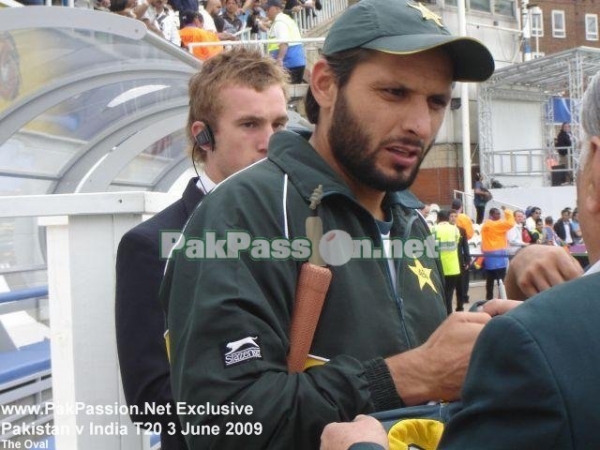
xmin=165 ymin=0 xmax=518 ymax=448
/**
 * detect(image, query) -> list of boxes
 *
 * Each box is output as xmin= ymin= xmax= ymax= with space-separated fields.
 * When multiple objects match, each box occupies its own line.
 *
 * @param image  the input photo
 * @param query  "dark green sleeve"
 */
xmin=439 ymin=315 xmax=568 ymax=449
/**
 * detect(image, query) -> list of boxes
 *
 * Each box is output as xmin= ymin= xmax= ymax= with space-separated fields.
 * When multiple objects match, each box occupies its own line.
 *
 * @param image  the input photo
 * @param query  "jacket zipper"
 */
xmin=383 ymin=258 xmax=412 ymax=349
xmin=316 ymin=190 xmax=414 ymax=348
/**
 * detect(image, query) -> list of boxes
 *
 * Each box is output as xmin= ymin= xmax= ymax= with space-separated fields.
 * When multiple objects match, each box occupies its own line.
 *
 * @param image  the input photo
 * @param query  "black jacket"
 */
xmin=556 ymin=130 xmax=572 ymax=156
xmin=115 ymin=178 xmax=204 ymax=450
xmin=553 ymin=220 xmax=575 ymax=244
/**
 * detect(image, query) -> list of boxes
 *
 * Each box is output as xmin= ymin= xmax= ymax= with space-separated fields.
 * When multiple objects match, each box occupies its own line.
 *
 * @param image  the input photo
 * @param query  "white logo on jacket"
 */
xmin=222 ymin=336 xmax=262 ymax=367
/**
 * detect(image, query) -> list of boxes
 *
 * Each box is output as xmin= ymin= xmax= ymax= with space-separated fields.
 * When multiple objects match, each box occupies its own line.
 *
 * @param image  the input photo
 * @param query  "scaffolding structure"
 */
xmin=478 ymin=46 xmax=600 ymax=185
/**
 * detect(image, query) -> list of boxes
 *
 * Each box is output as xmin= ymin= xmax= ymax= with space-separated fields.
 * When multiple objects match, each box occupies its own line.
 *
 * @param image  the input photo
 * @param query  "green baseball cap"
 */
xmin=322 ymin=0 xmax=494 ymax=82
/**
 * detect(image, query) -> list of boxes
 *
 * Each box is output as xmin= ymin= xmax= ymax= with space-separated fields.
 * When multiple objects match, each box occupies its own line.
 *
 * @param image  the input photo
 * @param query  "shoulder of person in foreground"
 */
xmin=440 ymin=272 xmax=600 ymax=450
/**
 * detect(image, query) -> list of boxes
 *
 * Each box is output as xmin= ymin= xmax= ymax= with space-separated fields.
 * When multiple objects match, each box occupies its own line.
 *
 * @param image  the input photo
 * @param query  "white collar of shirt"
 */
xmin=584 ymin=258 xmax=600 ymax=276
xmin=196 ymin=173 xmax=217 ymax=194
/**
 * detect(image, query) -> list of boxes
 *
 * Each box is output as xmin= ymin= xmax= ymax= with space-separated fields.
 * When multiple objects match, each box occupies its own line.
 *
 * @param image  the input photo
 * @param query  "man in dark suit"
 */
xmin=115 ymin=47 xmax=290 ymax=450
xmin=320 ymin=70 xmax=600 ymax=450
xmin=553 ymin=207 xmax=576 ymax=246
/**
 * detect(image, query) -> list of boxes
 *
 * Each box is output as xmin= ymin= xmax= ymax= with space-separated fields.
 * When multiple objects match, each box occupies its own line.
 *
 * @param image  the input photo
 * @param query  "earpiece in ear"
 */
xmin=194 ymin=124 xmax=215 ymax=149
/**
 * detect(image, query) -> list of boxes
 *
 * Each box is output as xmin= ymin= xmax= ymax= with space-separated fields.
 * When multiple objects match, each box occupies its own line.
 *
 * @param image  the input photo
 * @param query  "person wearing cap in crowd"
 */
xmin=265 ymin=0 xmax=307 ymax=84
xmin=178 ymin=10 xmax=223 ymax=60
xmin=164 ymin=0 xmax=518 ymax=448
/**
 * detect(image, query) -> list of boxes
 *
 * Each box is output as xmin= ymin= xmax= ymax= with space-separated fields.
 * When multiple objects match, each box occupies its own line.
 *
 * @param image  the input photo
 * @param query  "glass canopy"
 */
xmin=0 ymin=6 xmax=202 ymax=288
xmin=0 ymin=6 xmax=200 ymax=197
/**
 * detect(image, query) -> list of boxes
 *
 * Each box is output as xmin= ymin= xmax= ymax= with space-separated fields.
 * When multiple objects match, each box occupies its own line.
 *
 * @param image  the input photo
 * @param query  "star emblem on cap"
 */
xmin=408 ymin=258 xmax=438 ymax=293
xmin=408 ymin=1 xmax=444 ymax=28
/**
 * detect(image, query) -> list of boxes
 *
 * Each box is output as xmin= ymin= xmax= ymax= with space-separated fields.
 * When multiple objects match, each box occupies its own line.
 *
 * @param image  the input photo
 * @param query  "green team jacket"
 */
xmin=165 ymin=131 xmax=447 ymax=449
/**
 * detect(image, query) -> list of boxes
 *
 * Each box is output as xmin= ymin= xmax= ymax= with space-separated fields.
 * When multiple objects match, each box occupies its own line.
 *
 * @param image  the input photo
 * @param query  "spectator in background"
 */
xmin=168 ymin=0 xmax=197 ymax=13
xmin=201 ymin=0 xmax=237 ymax=39
xmin=178 ymin=10 xmax=223 ymax=60
xmin=94 ymin=0 xmax=111 ymax=12
xmin=199 ymin=0 xmax=219 ymax=31
xmin=556 ymin=121 xmax=573 ymax=165
xmin=542 ymin=216 xmax=560 ymax=246
xmin=222 ymin=0 xmax=244 ymax=33
xmin=455 ymin=213 xmax=471 ymax=307
xmin=266 ymin=0 xmax=306 ymax=84
xmin=481 ymin=206 xmax=515 ymax=299
xmin=109 ymin=0 xmax=140 ymax=19
xmin=553 ymin=207 xmax=576 ymax=247
xmin=571 ymin=208 xmax=583 ymax=244
xmin=556 ymin=122 xmax=574 ymax=184
xmin=144 ymin=0 xmax=181 ymax=46
xmin=451 ymin=198 xmax=474 ymax=240
xmin=248 ymin=0 xmax=269 ymax=39
xmin=525 ymin=205 xmax=541 ymax=233
xmin=284 ymin=0 xmax=317 ymax=21
xmin=110 ymin=0 xmax=167 ymax=31
xmin=451 ymin=198 xmax=474 ymax=304
xmin=529 ymin=217 xmax=543 ymax=244
xmin=432 ymin=210 xmax=462 ymax=314
xmin=235 ymin=0 xmax=255 ymax=31
xmin=507 ymin=209 xmax=530 ymax=255
xmin=473 ymin=173 xmax=492 ymax=224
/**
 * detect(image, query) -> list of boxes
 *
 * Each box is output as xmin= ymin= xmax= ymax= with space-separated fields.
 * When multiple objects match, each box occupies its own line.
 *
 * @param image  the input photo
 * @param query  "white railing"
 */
xmin=291 ymin=0 xmax=347 ymax=32
xmin=488 ymin=146 xmax=576 ymax=186
xmin=188 ymin=36 xmax=325 ymax=61
xmin=0 ymin=192 xmax=177 ymax=450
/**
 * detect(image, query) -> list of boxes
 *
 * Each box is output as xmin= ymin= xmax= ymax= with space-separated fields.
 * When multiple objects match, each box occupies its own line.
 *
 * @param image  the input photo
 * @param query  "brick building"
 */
xmin=527 ymin=0 xmax=600 ymax=58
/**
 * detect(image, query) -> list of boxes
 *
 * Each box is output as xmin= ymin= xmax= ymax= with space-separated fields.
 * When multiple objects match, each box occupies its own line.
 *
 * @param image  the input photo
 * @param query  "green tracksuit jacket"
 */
xmin=165 ymin=130 xmax=447 ymax=449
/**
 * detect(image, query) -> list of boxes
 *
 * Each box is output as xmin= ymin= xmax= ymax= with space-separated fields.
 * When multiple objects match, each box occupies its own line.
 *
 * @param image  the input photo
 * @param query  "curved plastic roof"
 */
xmin=0 ymin=6 xmax=201 ymax=196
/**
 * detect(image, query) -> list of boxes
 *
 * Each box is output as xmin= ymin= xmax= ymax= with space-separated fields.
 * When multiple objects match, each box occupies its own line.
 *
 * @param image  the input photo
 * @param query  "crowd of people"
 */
xmin=112 ymin=0 xmax=598 ymax=449
xmin=420 ymin=199 xmax=585 ymax=306
xmin=100 ymin=0 xmax=310 ymax=76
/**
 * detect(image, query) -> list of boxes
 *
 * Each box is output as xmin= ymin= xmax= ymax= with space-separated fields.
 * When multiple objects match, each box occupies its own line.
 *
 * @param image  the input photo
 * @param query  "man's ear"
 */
xmin=583 ymin=136 xmax=600 ymax=214
xmin=309 ymin=59 xmax=337 ymax=113
xmin=191 ymin=121 xmax=213 ymax=150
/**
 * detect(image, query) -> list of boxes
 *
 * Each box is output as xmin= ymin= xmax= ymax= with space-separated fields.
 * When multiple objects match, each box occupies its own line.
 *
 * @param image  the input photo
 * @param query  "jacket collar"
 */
xmin=181 ymin=177 xmax=206 ymax=216
xmin=268 ymin=130 xmax=424 ymax=210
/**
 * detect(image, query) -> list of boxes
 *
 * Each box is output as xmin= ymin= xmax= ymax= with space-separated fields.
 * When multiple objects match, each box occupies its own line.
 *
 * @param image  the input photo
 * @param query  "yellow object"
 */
xmin=303 ymin=355 xmax=327 ymax=370
xmin=164 ymin=330 xmax=171 ymax=362
xmin=407 ymin=259 xmax=438 ymax=293
xmin=388 ymin=418 xmax=445 ymax=450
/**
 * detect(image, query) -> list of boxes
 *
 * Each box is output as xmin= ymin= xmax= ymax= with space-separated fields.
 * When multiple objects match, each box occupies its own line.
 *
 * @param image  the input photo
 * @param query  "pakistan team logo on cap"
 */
xmin=407 ymin=0 xmax=444 ymax=28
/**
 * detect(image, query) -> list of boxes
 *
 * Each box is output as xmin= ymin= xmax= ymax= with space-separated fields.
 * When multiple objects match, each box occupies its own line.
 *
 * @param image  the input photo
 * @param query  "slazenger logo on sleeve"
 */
xmin=221 ymin=335 xmax=262 ymax=367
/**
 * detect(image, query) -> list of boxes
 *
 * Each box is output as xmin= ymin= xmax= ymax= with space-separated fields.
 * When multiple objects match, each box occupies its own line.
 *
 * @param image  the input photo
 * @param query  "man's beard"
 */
xmin=327 ymin=88 xmax=432 ymax=192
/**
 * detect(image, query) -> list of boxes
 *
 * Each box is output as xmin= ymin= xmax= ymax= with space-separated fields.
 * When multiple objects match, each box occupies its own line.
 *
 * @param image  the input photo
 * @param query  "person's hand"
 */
xmin=320 ymin=415 xmax=388 ymax=450
xmin=505 ymin=245 xmax=583 ymax=300
xmin=478 ymin=298 xmax=521 ymax=316
xmin=385 ymin=312 xmax=491 ymax=405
